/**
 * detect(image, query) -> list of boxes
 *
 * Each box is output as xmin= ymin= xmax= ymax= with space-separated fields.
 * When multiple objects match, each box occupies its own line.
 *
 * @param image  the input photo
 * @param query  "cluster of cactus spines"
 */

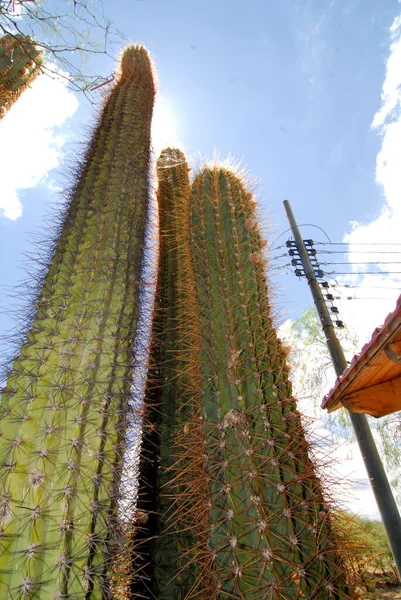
xmin=132 ymin=148 xmax=210 ymax=598
xmin=0 ymin=44 xmax=155 ymax=598
xmin=0 ymin=33 xmax=43 ymax=118
xmin=134 ymin=152 xmax=355 ymax=599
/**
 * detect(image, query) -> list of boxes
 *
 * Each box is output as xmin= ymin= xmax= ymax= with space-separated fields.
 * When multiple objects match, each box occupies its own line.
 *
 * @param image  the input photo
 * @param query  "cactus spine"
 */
xmin=0 ymin=45 xmax=155 ymax=599
xmin=0 ymin=34 xmax=43 ymax=118
xmin=136 ymin=155 xmax=354 ymax=598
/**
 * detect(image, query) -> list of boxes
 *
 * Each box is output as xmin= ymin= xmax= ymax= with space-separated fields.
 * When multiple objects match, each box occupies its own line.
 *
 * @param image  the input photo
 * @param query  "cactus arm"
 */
xmin=0 ymin=34 xmax=43 ymax=118
xmin=0 ymin=45 xmax=155 ymax=599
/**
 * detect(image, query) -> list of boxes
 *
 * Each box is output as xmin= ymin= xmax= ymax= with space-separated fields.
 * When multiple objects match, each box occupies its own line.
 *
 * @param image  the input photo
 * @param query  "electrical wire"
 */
xmin=317 ymin=250 xmax=401 ymax=255
xmin=324 ymin=295 xmax=397 ymax=301
xmin=324 ymin=271 xmax=401 ymax=276
xmin=321 ymin=261 xmax=401 ymax=266
xmin=270 ymin=253 xmax=290 ymax=261
xmin=313 ymin=241 xmax=401 ymax=246
xmin=278 ymin=234 xmax=400 ymax=331
xmin=269 ymin=223 xmax=331 ymax=252
xmin=331 ymin=283 xmax=401 ymax=290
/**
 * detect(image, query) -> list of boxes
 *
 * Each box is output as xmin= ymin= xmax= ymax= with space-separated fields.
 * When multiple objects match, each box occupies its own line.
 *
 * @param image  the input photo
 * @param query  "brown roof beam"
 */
xmin=384 ymin=340 xmax=401 ymax=365
xmin=341 ymin=375 xmax=401 ymax=418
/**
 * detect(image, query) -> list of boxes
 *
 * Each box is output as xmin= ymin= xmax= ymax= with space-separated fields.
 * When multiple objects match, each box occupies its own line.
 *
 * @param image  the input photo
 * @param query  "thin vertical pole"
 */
xmin=283 ymin=199 xmax=401 ymax=576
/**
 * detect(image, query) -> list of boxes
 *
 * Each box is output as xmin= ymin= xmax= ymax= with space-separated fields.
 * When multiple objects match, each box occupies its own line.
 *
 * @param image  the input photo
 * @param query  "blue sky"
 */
xmin=2 ymin=0 xmax=400 ymax=324
xmin=1 ymin=0 xmax=401 ymax=517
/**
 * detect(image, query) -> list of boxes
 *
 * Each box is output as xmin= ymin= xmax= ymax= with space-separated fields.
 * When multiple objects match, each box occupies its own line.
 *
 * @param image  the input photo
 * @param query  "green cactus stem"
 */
xmin=132 ymin=148 xmax=209 ymax=598
xmin=136 ymin=158 xmax=356 ymax=599
xmin=0 ymin=44 xmax=155 ymax=599
xmin=188 ymin=166 xmax=354 ymax=598
xmin=0 ymin=34 xmax=43 ymax=119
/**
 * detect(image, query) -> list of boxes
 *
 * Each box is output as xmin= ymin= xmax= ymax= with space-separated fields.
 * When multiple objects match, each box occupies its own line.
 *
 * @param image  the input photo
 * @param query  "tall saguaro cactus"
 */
xmin=133 ymin=149 xmax=207 ymax=598
xmin=0 ymin=44 xmax=155 ymax=599
xmin=189 ymin=167 xmax=352 ymax=598
xmin=0 ymin=34 xmax=43 ymax=118
xmin=135 ymin=154 xmax=354 ymax=599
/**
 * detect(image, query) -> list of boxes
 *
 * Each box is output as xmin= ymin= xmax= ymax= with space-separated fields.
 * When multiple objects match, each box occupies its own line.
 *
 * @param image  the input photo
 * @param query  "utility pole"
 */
xmin=283 ymin=199 xmax=401 ymax=577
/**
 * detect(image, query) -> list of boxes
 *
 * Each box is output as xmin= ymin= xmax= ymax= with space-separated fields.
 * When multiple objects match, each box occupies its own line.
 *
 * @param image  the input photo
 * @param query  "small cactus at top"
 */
xmin=0 ymin=34 xmax=43 ymax=118
xmin=0 ymin=44 xmax=155 ymax=598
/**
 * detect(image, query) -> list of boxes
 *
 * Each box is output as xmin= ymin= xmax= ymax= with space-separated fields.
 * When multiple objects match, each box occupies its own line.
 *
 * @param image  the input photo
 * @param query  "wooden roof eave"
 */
xmin=322 ymin=295 xmax=401 ymax=418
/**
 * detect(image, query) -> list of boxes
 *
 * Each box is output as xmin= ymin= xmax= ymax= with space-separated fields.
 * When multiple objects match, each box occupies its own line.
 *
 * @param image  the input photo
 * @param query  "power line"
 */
xmin=318 ymin=250 xmax=401 ymax=255
xmin=324 ymin=261 xmax=401 ymax=265
xmin=332 ymin=283 xmax=401 ymax=290
xmin=325 ymin=270 xmax=401 ymax=276
xmin=271 ymin=253 xmax=290 ymax=260
xmin=283 ymin=200 xmax=401 ymax=574
xmin=314 ymin=241 xmax=401 ymax=246
xmin=269 ymin=224 xmax=332 ymax=251
xmin=326 ymin=296 xmax=397 ymax=301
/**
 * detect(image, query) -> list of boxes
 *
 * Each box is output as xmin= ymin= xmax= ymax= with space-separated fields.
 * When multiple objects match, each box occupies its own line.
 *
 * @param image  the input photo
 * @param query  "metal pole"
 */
xmin=283 ymin=199 xmax=401 ymax=576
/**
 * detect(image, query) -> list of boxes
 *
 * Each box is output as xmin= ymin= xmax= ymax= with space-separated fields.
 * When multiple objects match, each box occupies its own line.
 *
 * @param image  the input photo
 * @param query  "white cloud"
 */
xmin=372 ymin=15 xmax=401 ymax=130
xmin=284 ymin=15 xmax=401 ymax=520
xmin=0 ymin=68 xmax=79 ymax=220
xmin=335 ymin=14 xmax=401 ymax=346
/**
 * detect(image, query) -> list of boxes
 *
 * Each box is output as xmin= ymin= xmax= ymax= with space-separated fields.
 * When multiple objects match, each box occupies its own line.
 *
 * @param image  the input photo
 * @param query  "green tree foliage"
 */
xmin=0 ymin=0 xmax=122 ymax=94
xmin=284 ymin=306 xmax=401 ymax=505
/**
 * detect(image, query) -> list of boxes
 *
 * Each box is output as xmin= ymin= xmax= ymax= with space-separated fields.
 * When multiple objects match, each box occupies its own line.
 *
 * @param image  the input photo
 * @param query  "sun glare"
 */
xmin=151 ymin=95 xmax=180 ymax=154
